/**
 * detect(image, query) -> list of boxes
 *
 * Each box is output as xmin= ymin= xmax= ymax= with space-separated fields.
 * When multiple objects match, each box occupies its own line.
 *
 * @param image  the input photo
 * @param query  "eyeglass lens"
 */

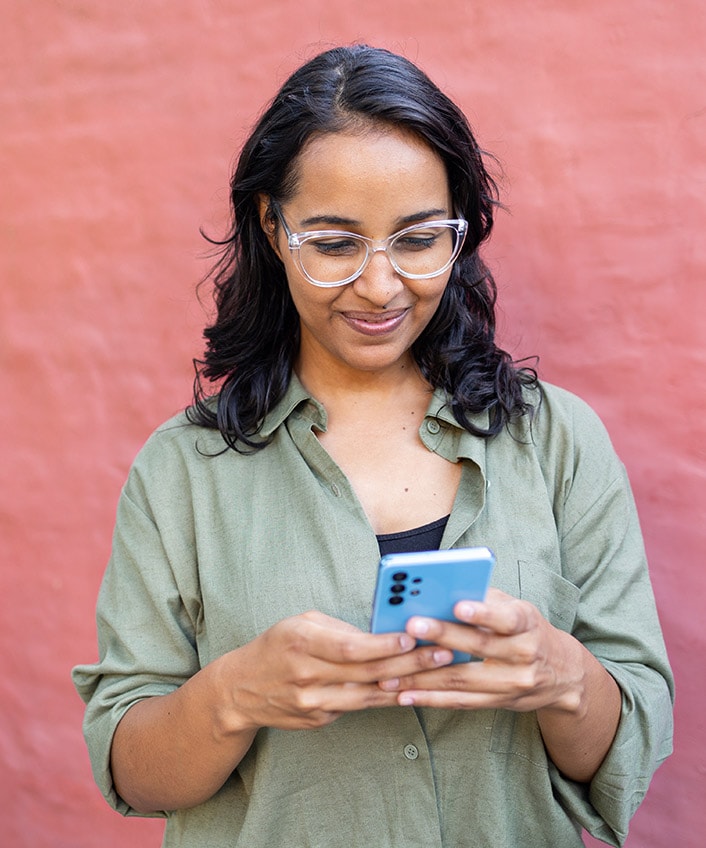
xmin=298 ymin=224 xmax=461 ymax=285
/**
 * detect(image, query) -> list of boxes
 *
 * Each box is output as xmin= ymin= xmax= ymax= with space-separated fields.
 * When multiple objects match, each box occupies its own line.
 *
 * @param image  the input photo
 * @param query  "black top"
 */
xmin=376 ymin=515 xmax=449 ymax=556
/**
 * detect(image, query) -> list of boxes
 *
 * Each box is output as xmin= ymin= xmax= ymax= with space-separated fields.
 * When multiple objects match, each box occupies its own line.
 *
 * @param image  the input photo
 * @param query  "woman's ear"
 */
xmin=256 ymin=194 xmax=280 ymax=255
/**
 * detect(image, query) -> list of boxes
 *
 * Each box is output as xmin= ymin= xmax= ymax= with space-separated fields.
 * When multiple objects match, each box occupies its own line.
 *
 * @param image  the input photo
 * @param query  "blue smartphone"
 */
xmin=370 ymin=546 xmax=495 ymax=663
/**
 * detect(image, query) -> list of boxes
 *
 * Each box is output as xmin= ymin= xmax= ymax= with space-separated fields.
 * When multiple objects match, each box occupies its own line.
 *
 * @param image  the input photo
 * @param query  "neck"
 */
xmin=295 ymin=355 xmax=430 ymax=407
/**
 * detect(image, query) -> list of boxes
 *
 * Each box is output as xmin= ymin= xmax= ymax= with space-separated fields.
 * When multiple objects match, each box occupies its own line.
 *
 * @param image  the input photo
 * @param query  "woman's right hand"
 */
xmin=212 ymin=610 xmax=454 ymax=734
xmin=111 ymin=610 xmax=452 ymax=813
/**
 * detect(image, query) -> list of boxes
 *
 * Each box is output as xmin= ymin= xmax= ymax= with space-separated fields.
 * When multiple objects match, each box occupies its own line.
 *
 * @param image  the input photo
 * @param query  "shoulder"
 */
xmin=134 ymin=409 xmax=226 ymax=468
xmin=121 ymin=399 xmax=301 ymax=512
xmin=523 ymin=381 xmax=617 ymax=456
xmin=119 ymin=410 xmax=235 ymax=511
xmin=516 ymin=381 xmax=627 ymax=505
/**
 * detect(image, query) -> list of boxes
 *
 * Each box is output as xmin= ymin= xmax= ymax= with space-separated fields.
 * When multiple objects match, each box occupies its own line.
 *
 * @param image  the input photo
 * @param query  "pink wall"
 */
xmin=2 ymin=3 xmax=703 ymax=845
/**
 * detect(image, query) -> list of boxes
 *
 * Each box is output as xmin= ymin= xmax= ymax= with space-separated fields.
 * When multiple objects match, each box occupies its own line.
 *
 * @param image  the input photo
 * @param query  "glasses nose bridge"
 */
xmin=362 ymin=234 xmax=397 ymax=272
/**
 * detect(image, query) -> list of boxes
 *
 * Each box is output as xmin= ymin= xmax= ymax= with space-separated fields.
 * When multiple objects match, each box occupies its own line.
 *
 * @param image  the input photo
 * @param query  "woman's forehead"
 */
xmin=286 ymin=127 xmax=451 ymax=222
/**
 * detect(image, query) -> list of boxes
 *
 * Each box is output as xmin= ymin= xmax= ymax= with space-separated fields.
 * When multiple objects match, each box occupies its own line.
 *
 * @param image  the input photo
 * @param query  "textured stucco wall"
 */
xmin=1 ymin=2 xmax=703 ymax=846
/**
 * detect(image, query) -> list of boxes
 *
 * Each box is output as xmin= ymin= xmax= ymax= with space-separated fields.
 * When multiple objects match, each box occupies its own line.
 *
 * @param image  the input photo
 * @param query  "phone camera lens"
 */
xmin=390 ymin=583 xmax=405 ymax=593
xmin=392 ymin=572 xmax=407 ymax=582
xmin=388 ymin=596 xmax=404 ymax=605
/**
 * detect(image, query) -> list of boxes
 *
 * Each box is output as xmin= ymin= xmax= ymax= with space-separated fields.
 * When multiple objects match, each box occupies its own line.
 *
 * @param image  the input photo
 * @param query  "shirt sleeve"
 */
xmin=535 ymin=387 xmax=674 ymax=846
xmin=72 ymin=448 xmax=201 ymax=817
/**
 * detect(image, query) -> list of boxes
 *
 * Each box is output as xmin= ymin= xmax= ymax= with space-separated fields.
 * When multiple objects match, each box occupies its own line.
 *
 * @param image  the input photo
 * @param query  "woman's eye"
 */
xmin=311 ymin=238 xmax=361 ymax=256
xmin=396 ymin=234 xmax=438 ymax=252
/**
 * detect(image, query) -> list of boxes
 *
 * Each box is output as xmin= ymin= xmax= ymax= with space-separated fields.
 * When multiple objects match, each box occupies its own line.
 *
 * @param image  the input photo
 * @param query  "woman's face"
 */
xmin=261 ymin=127 xmax=455 ymax=384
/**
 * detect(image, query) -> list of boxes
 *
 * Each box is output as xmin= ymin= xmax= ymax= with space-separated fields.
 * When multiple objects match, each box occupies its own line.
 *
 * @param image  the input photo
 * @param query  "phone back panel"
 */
xmin=370 ymin=547 xmax=495 ymax=662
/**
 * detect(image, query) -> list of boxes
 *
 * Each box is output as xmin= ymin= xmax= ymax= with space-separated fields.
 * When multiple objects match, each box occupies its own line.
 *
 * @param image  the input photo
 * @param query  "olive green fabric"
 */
xmin=73 ymin=378 xmax=673 ymax=848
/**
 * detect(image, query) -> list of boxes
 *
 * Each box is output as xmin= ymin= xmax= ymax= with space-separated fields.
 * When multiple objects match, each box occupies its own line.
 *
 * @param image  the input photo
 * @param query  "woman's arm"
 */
xmin=110 ymin=611 xmax=453 ymax=813
xmin=533 ymin=626 xmax=621 ymax=782
xmin=111 ymin=659 xmax=256 ymax=814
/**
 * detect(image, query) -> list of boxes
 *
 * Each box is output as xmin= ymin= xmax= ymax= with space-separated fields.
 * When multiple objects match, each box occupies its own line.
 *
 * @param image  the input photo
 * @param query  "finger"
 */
xmin=403 ymin=616 xmax=497 ymax=659
xmin=395 ymin=689 xmax=501 ymax=710
xmin=378 ymin=658 xmax=512 ymax=699
xmin=452 ymin=595 xmax=538 ymax=637
xmin=394 ymin=661 xmax=546 ymax=712
xmin=288 ymin=682 xmax=408 ymax=720
xmin=287 ymin=615 xmax=417 ymax=665
xmin=353 ymin=644 xmax=455 ymax=685
xmin=485 ymin=587 xmax=516 ymax=604
xmin=379 ymin=654 xmax=489 ymax=694
xmin=304 ymin=641 xmax=455 ymax=687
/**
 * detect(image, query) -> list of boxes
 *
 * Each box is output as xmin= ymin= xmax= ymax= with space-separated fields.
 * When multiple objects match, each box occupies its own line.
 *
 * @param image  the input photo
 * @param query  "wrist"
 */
xmin=207 ymin=651 xmax=261 ymax=742
xmin=541 ymin=629 xmax=590 ymax=717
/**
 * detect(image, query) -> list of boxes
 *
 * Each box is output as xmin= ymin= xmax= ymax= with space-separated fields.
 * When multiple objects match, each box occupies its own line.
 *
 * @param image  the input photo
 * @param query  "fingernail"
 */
xmin=410 ymin=619 xmax=430 ymax=637
xmin=399 ymin=634 xmax=415 ymax=651
xmin=380 ymin=678 xmax=400 ymax=691
xmin=399 ymin=694 xmax=415 ymax=706
xmin=457 ymin=602 xmax=477 ymax=620
xmin=434 ymin=649 xmax=453 ymax=665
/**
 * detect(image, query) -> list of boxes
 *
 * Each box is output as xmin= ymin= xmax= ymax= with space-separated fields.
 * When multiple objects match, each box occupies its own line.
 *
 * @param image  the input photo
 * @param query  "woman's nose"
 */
xmin=350 ymin=249 xmax=405 ymax=305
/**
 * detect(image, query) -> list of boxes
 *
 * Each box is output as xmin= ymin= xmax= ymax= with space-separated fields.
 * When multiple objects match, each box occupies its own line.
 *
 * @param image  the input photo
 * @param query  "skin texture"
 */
xmin=111 ymin=126 xmax=621 ymax=814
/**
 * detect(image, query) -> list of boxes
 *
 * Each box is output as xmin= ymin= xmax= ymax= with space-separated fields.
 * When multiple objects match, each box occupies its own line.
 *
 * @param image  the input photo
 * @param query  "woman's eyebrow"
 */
xmin=299 ymin=208 xmax=449 ymax=229
xmin=299 ymin=214 xmax=359 ymax=228
xmin=398 ymin=208 xmax=449 ymax=225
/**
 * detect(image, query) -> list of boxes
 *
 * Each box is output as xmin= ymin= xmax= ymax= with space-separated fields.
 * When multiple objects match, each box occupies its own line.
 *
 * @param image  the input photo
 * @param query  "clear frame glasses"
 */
xmin=272 ymin=202 xmax=468 ymax=288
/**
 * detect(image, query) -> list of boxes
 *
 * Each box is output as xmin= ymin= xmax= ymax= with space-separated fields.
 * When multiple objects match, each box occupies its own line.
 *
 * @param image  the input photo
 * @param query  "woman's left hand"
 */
xmin=378 ymin=588 xmax=588 ymax=714
xmin=379 ymin=587 xmax=622 ymax=783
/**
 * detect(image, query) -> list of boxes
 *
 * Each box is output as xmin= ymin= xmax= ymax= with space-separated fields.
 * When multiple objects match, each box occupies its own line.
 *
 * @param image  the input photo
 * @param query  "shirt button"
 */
xmin=426 ymin=420 xmax=440 ymax=435
xmin=403 ymin=744 xmax=419 ymax=760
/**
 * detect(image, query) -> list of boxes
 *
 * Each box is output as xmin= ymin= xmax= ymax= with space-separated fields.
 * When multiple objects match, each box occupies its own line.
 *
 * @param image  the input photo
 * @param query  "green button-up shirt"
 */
xmin=73 ymin=378 xmax=673 ymax=848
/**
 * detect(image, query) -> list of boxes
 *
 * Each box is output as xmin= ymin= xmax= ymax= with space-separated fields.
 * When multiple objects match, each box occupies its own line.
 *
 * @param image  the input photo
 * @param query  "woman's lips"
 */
xmin=339 ymin=308 xmax=409 ymax=336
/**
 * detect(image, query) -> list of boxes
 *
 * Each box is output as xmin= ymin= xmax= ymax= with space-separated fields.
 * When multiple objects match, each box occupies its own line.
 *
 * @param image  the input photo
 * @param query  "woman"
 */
xmin=73 ymin=45 xmax=673 ymax=847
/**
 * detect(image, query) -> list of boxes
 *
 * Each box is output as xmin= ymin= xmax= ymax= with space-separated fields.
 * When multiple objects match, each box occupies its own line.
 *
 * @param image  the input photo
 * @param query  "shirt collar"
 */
xmin=422 ymin=387 xmax=488 ymax=473
xmin=259 ymin=373 xmax=324 ymax=437
xmin=261 ymin=377 xmax=488 ymax=472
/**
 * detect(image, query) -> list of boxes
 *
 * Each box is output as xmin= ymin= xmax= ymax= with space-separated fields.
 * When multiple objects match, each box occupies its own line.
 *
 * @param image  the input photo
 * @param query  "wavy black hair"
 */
xmin=188 ymin=44 xmax=538 ymax=450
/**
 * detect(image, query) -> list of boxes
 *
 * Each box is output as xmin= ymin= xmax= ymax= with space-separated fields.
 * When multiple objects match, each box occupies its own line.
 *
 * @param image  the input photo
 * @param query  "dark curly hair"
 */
xmin=188 ymin=44 xmax=538 ymax=450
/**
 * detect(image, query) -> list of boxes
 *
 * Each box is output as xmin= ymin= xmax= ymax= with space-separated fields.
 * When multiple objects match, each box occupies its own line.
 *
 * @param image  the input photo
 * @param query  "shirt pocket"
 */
xmin=489 ymin=559 xmax=581 ymax=762
xmin=516 ymin=558 xmax=580 ymax=633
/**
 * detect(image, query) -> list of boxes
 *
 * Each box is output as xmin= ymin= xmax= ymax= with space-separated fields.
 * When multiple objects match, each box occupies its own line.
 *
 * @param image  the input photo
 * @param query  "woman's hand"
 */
xmin=214 ymin=610 xmax=455 ymax=735
xmin=378 ymin=588 xmax=581 ymax=712
xmin=112 ymin=610 xmax=454 ymax=813
xmin=378 ymin=588 xmax=622 ymax=782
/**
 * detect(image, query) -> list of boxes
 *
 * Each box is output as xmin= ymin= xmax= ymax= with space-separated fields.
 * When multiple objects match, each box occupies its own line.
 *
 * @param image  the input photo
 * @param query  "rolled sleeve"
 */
xmin=72 ymin=477 xmax=200 ymax=816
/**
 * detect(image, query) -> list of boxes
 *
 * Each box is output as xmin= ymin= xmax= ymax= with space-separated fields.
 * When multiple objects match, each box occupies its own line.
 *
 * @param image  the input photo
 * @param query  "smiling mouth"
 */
xmin=339 ymin=308 xmax=409 ymax=336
